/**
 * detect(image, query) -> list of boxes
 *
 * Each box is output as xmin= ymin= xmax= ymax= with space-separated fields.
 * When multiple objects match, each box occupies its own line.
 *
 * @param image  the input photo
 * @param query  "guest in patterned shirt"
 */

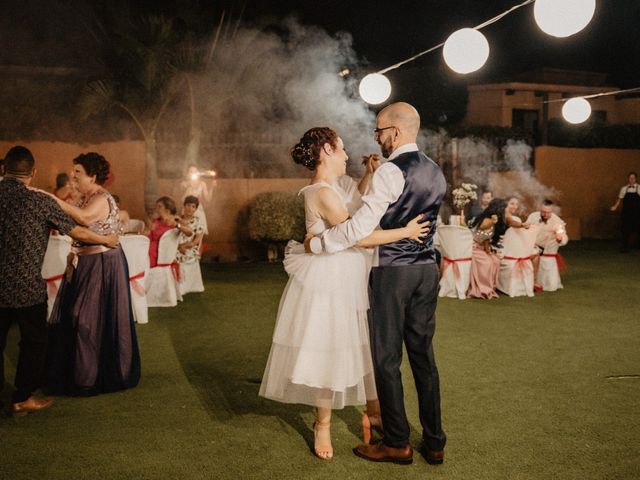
xmin=177 ymin=195 xmax=204 ymax=264
xmin=0 ymin=146 xmax=118 ymax=417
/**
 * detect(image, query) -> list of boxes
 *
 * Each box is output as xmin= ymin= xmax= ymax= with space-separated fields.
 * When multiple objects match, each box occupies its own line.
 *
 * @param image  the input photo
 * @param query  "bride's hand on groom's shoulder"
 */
xmin=405 ymin=214 xmax=430 ymax=243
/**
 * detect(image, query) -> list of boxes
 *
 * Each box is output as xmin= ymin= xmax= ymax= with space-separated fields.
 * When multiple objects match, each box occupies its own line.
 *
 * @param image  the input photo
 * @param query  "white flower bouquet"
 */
xmin=452 ymin=183 xmax=478 ymax=211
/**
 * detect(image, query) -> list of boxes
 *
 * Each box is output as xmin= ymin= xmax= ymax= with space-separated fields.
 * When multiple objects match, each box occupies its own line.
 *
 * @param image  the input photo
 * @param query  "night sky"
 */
xmin=167 ymin=0 xmax=640 ymax=87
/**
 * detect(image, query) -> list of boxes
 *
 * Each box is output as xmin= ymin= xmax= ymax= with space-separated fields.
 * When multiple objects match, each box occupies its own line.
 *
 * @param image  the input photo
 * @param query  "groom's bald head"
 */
xmin=378 ymin=102 xmax=420 ymax=140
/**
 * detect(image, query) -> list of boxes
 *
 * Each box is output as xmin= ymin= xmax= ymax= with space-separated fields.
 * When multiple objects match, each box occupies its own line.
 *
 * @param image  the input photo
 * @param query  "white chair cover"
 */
xmin=120 ymin=235 xmax=151 ymax=323
xmin=537 ymin=241 xmax=564 ymax=292
xmin=436 ymin=226 xmax=473 ymax=300
xmin=497 ymin=226 xmax=539 ymax=297
xmin=179 ymin=261 xmax=205 ymax=295
xmin=123 ymin=219 xmax=145 ymax=234
xmin=146 ymin=229 xmax=183 ymax=307
xmin=41 ymin=235 xmax=72 ymax=319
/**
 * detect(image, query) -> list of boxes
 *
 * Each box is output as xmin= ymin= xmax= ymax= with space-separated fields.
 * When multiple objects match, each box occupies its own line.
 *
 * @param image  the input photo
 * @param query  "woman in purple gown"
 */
xmin=46 ymin=153 xmax=140 ymax=395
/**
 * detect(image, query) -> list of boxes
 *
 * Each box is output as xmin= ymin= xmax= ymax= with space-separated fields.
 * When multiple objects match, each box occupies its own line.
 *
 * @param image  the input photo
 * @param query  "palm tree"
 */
xmin=80 ymin=15 xmax=184 ymax=211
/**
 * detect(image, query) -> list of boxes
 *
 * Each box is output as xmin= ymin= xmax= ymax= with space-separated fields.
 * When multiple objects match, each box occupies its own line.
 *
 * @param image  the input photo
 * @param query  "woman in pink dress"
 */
xmin=146 ymin=196 xmax=192 ymax=267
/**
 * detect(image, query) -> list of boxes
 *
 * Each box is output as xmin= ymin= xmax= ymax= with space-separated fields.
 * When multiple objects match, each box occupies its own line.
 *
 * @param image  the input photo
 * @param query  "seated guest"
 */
xmin=53 ymin=173 xmax=75 ymax=203
xmin=506 ymin=195 xmax=524 ymax=222
xmin=146 ymin=196 xmax=191 ymax=267
xmin=467 ymin=199 xmax=503 ymax=299
xmin=469 ymin=190 xmax=493 ymax=222
xmin=494 ymin=196 xmax=529 ymax=248
xmin=177 ymin=196 xmax=204 ymax=264
xmin=526 ymin=200 xmax=569 ymax=288
xmin=112 ymin=195 xmax=130 ymax=232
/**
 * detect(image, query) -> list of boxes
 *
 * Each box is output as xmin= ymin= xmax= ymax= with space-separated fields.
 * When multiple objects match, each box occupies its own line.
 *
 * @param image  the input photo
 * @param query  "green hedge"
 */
xmin=248 ymin=192 xmax=306 ymax=243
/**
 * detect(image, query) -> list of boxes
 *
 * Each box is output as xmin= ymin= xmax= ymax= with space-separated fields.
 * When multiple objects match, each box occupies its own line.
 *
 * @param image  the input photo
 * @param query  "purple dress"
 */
xmin=47 ymin=189 xmax=140 ymax=395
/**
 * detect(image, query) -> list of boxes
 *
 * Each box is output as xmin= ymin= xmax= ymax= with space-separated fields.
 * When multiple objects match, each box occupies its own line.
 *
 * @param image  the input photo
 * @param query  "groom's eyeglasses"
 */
xmin=373 ymin=126 xmax=396 ymax=137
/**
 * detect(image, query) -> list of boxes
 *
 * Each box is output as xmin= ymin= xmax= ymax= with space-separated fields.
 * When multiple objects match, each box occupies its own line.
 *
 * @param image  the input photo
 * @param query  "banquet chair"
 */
xmin=41 ymin=235 xmax=72 ymax=319
xmin=123 ymin=219 xmax=145 ymax=234
xmin=179 ymin=259 xmax=205 ymax=296
xmin=119 ymin=235 xmax=151 ymax=323
xmin=146 ymin=229 xmax=183 ymax=307
xmin=497 ymin=226 xmax=538 ymax=297
xmin=437 ymin=225 xmax=473 ymax=300
xmin=537 ymin=241 xmax=564 ymax=292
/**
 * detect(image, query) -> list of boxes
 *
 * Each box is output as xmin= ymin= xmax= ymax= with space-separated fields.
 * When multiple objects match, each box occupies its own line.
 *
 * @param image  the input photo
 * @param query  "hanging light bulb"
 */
xmin=442 ymin=28 xmax=490 ymax=74
xmin=359 ymin=73 xmax=392 ymax=105
xmin=534 ymin=0 xmax=596 ymax=38
xmin=562 ymin=97 xmax=592 ymax=124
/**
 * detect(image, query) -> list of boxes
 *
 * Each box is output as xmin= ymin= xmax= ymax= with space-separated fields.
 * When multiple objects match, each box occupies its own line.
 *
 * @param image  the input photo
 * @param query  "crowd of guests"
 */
xmin=441 ymin=190 xmax=569 ymax=299
xmin=0 ymin=146 xmax=207 ymax=417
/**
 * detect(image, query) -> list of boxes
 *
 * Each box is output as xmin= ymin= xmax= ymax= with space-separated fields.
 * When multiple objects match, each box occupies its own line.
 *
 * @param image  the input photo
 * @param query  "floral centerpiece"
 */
xmin=452 ymin=183 xmax=478 ymax=225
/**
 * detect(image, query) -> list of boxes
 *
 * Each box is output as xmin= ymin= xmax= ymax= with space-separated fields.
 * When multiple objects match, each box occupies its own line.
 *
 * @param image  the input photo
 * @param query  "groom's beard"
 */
xmin=379 ymin=138 xmax=394 ymax=159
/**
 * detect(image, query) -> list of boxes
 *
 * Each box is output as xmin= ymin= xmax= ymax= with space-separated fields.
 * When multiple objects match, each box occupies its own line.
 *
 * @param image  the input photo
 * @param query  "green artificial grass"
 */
xmin=1 ymin=240 xmax=639 ymax=479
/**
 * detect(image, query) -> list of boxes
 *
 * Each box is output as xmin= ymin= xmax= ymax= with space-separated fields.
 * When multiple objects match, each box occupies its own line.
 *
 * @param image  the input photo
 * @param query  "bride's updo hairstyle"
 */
xmin=291 ymin=127 xmax=338 ymax=171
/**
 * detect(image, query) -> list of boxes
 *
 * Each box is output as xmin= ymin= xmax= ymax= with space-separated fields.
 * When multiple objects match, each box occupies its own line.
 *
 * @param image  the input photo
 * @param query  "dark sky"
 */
xmin=1 ymin=0 xmax=638 ymax=86
xmin=218 ymin=0 xmax=640 ymax=87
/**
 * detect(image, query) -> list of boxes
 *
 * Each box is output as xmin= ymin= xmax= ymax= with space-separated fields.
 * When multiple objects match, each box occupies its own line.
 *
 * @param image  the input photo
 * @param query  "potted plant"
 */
xmin=248 ymin=192 xmax=306 ymax=261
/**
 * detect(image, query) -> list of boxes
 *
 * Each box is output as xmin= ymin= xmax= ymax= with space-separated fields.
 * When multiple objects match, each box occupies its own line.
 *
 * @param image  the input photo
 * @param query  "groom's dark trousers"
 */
xmin=369 ymin=263 xmax=446 ymax=451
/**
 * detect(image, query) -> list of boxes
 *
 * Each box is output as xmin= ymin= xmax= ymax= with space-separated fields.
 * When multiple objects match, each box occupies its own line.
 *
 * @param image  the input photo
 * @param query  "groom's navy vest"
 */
xmin=378 ymin=151 xmax=446 ymax=267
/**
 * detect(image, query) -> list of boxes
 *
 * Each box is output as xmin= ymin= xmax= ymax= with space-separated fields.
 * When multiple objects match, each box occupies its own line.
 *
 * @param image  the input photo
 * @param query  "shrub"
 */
xmin=248 ymin=192 xmax=306 ymax=243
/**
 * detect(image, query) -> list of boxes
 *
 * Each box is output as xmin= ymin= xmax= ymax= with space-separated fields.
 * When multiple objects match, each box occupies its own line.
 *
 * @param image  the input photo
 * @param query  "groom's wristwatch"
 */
xmin=309 ymin=236 xmax=324 ymax=254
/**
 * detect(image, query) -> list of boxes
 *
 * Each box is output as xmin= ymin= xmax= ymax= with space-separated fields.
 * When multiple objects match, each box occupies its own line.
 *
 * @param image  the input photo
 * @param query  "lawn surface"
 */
xmin=2 ymin=241 xmax=639 ymax=479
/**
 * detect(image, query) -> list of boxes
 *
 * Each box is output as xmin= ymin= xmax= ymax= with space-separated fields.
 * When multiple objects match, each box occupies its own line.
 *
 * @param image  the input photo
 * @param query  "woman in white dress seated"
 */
xmin=259 ymin=127 xmax=428 ymax=460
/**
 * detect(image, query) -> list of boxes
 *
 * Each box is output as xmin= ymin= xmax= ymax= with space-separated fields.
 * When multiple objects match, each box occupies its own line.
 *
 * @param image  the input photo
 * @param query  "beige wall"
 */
xmin=5 ymin=140 xmax=639 ymax=259
xmin=0 ymin=140 xmax=147 ymax=220
xmin=534 ymin=146 xmax=640 ymax=239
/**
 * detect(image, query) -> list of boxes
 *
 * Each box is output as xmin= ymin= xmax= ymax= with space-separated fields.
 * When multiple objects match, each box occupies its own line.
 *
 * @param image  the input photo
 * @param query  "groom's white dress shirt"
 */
xmin=312 ymin=143 xmax=419 ymax=267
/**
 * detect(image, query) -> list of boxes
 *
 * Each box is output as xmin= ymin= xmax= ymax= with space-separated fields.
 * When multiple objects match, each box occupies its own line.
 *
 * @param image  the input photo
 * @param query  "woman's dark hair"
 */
xmin=55 ymin=173 xmax=69 ymax=189
xmin=156 ymin=196 xmax=177 ymax=215
xmin=469 ymin=198 xmax=508 ymax=245
xmin=184 ymin=195 xmax=199 ymax=208
xmin=73 ymin=152 xmax=111 ymax=185
xmin=291 ymin=127 xmax=339 ymax=171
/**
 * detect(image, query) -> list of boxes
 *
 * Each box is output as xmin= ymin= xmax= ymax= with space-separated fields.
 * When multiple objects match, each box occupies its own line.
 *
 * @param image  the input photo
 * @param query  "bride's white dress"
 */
xmin=259 ymin=180 xmax=377 ymax=409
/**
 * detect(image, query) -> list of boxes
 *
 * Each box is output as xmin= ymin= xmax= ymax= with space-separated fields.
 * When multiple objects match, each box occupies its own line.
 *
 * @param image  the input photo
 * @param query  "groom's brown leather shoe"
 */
xmin=12 ymin=396 xmax=54 ymax=417
xmin=353 ymin=442 xmax=413 ymax=465
xmin=423 ymin=447 xmax=445 ymax=465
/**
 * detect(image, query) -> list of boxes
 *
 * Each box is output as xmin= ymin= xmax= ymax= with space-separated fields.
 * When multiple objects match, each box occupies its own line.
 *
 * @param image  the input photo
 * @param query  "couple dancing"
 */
xmin=259 ymin=102 xmax=447 ymax=465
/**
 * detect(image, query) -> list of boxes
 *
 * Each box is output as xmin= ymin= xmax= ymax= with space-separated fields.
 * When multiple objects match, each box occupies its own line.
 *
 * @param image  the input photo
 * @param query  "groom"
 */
xmin=307 ymin=102 xmax=447 ymax=465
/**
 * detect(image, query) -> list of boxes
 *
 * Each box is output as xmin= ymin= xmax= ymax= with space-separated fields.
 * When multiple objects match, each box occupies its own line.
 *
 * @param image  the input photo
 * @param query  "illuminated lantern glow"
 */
xmin=359 ymin=73 xmax=392 ymax=105
xmin=562 ymin=97 xmax=592 ymax=124
xmin=442 ymin=28 xmax=490 ymax=74
xmin=534 ymin=0 xmax=596 ymax=38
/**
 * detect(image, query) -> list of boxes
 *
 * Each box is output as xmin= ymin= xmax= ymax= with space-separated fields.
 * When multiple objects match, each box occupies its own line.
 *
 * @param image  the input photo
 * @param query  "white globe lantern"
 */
xmin=562 ymin=97 xmax=592 ymax=124
xmin=442 ymin=28 xmax=490 ymax=74
xmin=534 ymin=0 xmax=596 ymax=38
xmin=359 ymin=73 xmax=392 ymax=105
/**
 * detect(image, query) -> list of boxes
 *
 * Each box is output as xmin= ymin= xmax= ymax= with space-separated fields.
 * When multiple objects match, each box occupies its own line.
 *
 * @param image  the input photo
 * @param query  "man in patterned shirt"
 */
xmin=0 ymin=146 xmax=119 ymax=417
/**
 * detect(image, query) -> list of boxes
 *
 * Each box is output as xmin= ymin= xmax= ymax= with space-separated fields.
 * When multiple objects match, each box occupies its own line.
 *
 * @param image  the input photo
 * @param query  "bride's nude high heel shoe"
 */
xmin=361 ymin=411 xmax=384 ymax=445
xmin=313 ymin=420 xmax=333 ymax=461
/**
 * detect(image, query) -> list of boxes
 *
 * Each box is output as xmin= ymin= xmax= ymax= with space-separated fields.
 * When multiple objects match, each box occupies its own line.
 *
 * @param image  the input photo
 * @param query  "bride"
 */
xmin=259 ymin=127 xmax=429 ymax=460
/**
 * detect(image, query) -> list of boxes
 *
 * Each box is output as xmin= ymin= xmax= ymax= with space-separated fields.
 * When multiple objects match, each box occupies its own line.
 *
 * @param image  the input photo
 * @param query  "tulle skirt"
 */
xmin=259 ymin=241 xmax=377 ymax=409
